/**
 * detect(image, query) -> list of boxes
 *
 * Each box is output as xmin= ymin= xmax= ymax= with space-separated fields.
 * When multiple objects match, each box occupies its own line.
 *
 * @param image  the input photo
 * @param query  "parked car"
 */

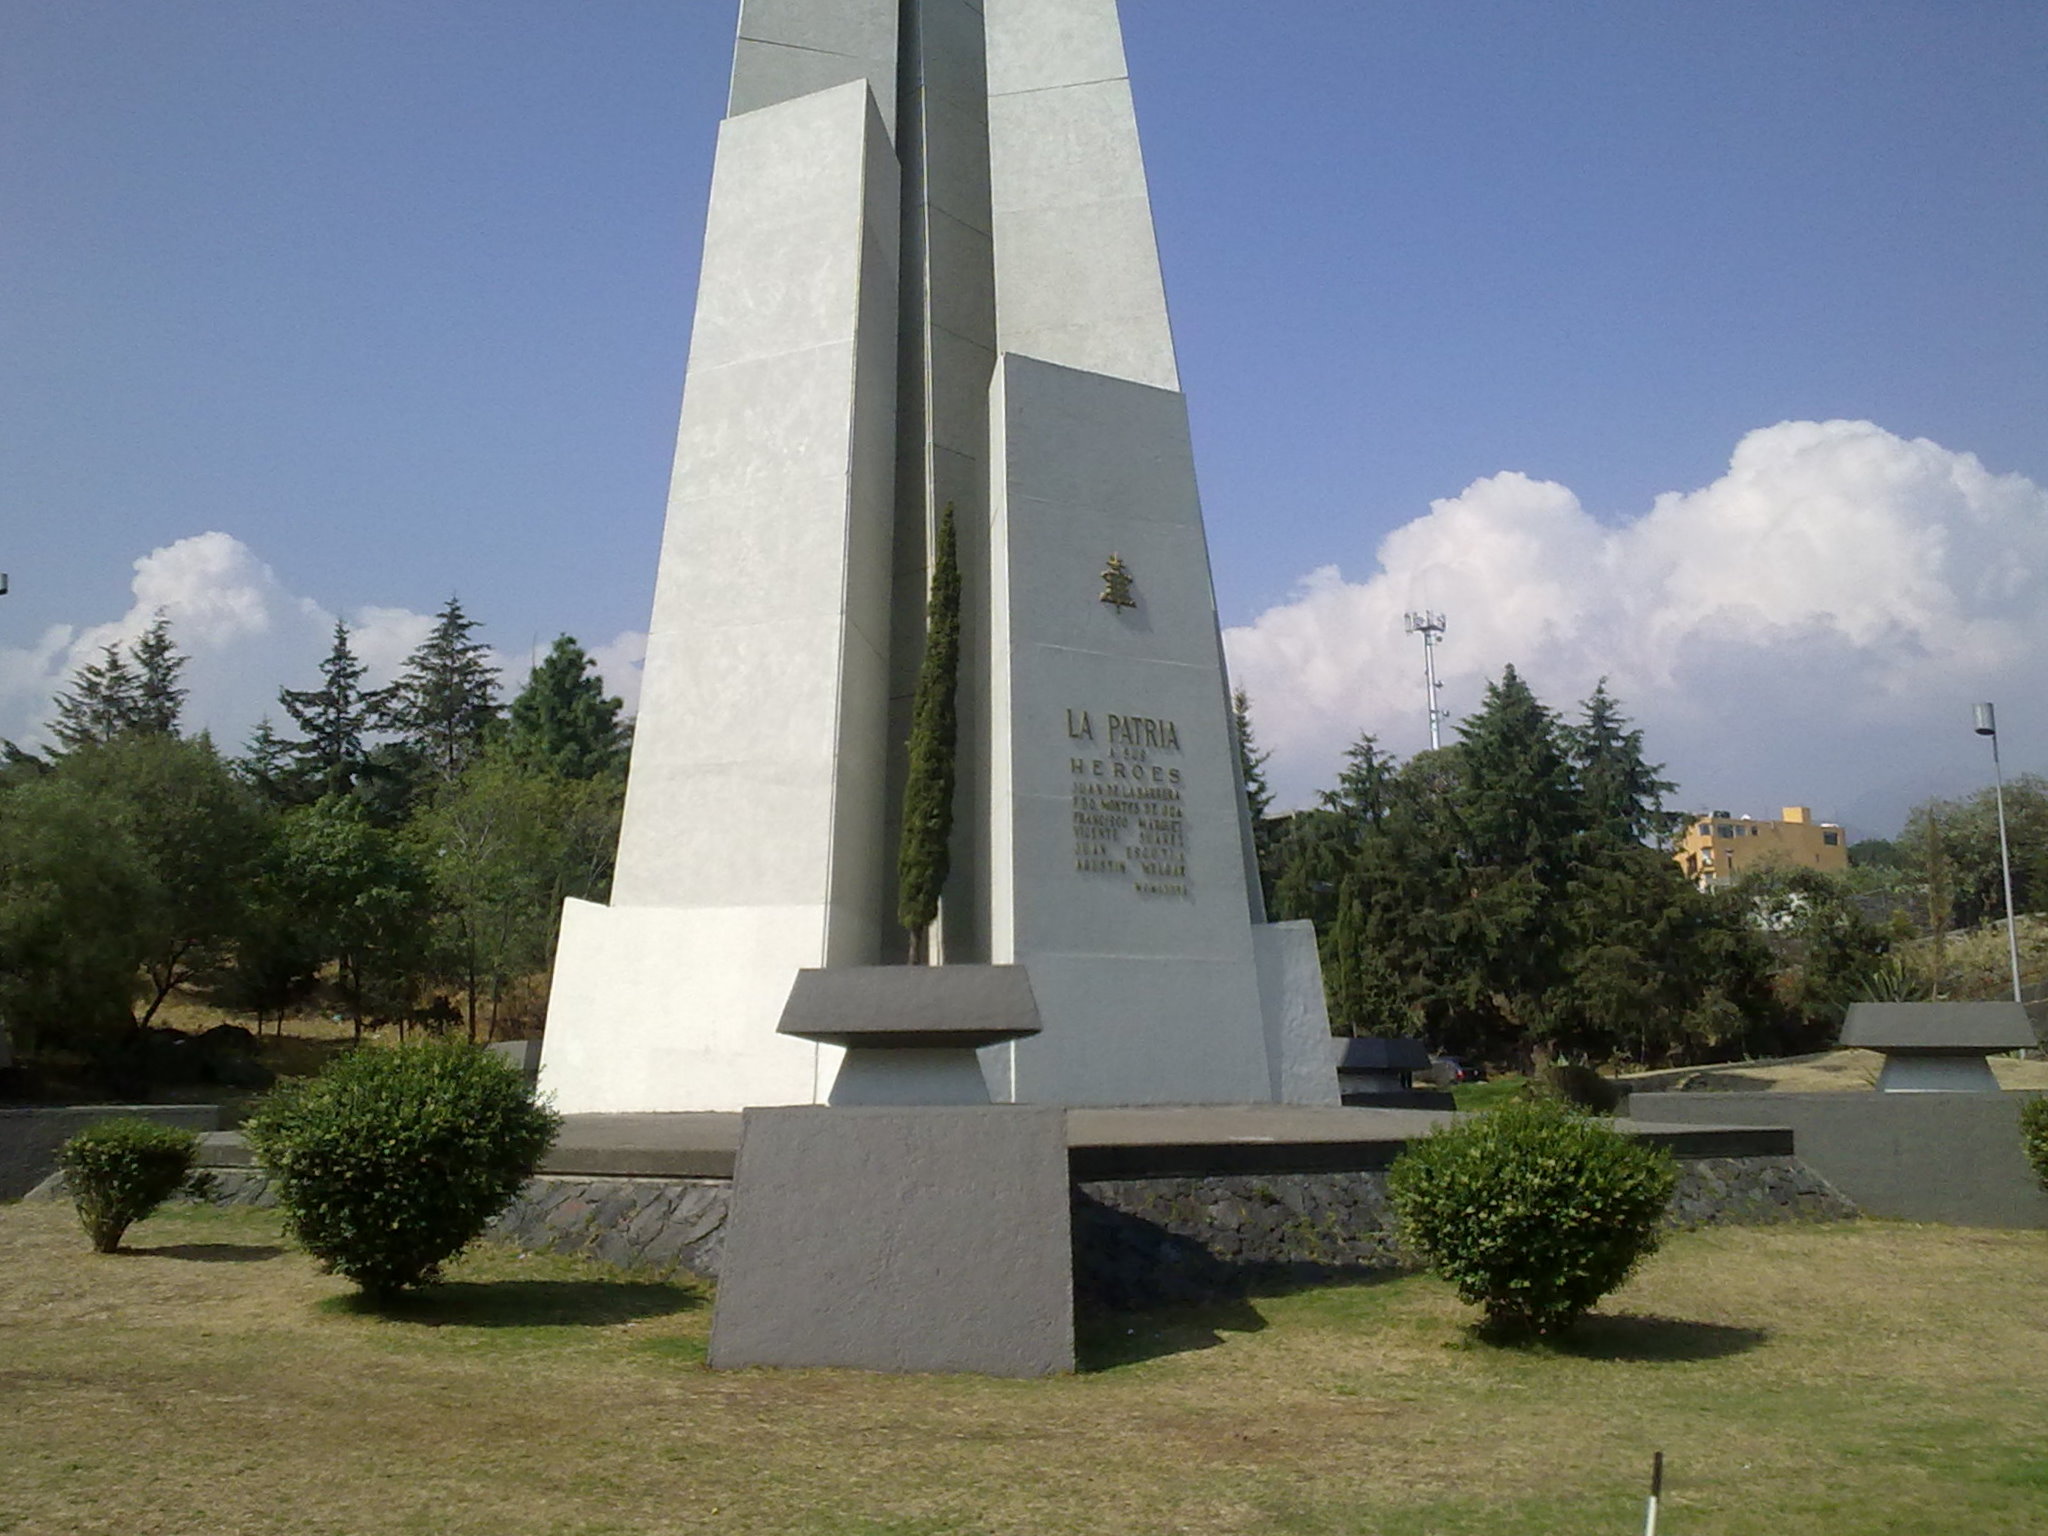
xmin=1431 ymin=1055 xmax=1488 ymax=1085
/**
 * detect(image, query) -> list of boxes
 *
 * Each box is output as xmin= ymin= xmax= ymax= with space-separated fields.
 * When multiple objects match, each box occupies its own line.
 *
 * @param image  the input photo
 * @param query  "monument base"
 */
xmin=708 ymin=1105 xmax=1074 ymax=1376
xmin=543 ymin=902 xmax=1340 ymax=1113
xmin=538 ymin=898 xmax=844 ymax=1114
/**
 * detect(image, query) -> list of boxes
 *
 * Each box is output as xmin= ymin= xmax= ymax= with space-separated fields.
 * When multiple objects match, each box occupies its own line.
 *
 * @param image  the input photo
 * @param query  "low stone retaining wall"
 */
xmin=1074 ymin=1155 xmax=1854 ymax=1307
xmin=0 ymin=1104 xmax=220 ymax=1202
xmin=486 ymin=1176 xmax=729 ymax=1277
xmin=35 ymin=1151 xmax=1852 ymax=1305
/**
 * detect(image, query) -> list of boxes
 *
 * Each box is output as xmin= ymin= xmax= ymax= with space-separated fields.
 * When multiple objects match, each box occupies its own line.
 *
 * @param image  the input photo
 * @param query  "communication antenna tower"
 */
xmin=1403 ymin=611 xmax=1447 ymax=749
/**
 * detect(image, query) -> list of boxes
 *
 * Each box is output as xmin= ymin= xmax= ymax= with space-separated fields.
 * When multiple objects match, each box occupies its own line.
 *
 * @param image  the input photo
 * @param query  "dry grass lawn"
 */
xmin=1649 ymin=1048 xmax=2048 ymax=1093
xmin=2 ymin=1202 xmax=2044 ymax=1536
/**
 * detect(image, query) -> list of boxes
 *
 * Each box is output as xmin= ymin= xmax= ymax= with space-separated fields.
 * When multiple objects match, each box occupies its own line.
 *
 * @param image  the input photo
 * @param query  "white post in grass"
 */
xmin=1643 ymin=1450 xmax=1663 ymax=1535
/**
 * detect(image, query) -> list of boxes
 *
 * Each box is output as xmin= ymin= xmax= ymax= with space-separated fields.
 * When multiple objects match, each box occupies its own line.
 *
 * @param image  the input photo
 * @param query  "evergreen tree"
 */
xmin=1232 ymin=687 xmax=1280 ymax=908
xmin=279 ymin=621 xmax=382 ymax=801
xmin=384 ymin=597 xmax=501 ymax=783
xmin=49 ymin=644 xmax=145 ymax=753
xmin=235 ymin=718 xmax=294 ymax=802
xmin=1451 ymin=668 xmax=1585 ymax=1061
xmin=1568 ymin=680 xmax=1677 ymax=845
xmin=1458 ymin=665 xmax=1580 ymax=867
xmin=128 ymin=612 xmax=188 ymax=736
xmin=1231 ymin=688 xmax=1275 ymax=824
xmin=896 ymin=505 xmax=962 ymax=963
xmin=1322 ymin=733 xmax=1397 ymax=832
xmin=48 ymin=612 xmax=187 ymax=753
xmin=505 ymin=635 xmax=628 ymax=780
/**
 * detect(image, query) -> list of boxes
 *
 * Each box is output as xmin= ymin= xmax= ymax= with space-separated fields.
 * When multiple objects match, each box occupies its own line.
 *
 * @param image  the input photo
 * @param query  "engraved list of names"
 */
xmin=1066 ymin=708 xmax=1189 ymax=898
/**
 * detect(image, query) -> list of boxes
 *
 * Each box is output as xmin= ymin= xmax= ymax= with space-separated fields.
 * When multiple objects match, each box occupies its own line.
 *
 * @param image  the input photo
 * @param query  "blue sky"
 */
xmin=4 ymin=1 xmax=2045 ymax=835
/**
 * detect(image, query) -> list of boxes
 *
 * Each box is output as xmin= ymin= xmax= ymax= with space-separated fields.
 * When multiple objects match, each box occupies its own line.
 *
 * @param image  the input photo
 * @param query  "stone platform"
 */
xmin=192 ymin=1101 xmax=1791 ymax=1182
xmin=243 ymin=1097 xmax=1794 ymax=1187
xmin=168 ymin=1105 xmax=1847 ymax=1305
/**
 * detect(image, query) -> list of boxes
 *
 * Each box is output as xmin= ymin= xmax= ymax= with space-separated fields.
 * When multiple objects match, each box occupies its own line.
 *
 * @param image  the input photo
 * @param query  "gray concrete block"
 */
xmin=1630 ymin=1091 xmax=2048 ymax=1228
xmin=710 ymin=1105 xmax=1073 ymax=1375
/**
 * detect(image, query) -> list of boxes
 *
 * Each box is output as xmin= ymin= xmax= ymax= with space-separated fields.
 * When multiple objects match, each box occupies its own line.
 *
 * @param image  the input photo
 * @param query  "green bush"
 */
xmin=2021 ymin=1097 xmax=2048 ymax=1194
xmin=58 ymin=1118 xmax=201 ymax=1253
xmin=245 ymin=1039 xmax=560 ymax=1299
xmin=1387 ymin=1097 xmax=1677 ymax=1338
xmin=1537 ymin=1062 xmax=1624 ymax=1114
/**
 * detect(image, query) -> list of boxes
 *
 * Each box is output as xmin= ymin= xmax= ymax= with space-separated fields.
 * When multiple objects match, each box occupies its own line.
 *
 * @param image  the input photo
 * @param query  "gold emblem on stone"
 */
xmin=1099 ymin=553 xmax=1137 ymax=610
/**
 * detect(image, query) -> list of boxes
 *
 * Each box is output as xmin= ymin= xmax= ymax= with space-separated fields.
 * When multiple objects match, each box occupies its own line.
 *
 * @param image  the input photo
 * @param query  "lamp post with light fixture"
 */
xmin=1972 ymin=703 xmax=2025 ymax=1008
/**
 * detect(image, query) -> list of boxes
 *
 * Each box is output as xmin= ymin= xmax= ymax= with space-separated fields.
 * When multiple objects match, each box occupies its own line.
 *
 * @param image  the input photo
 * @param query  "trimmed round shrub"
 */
xmin=2021 ymin=1097 xmax=2048 ymax=1194
xmin=1387 ymin=1097 xmax=1677 ymax=1338
xmin=245 ymin=1039 xmax=560 ymax=1299
xmin=59 ymin=1117 xmax=201 ymax=1253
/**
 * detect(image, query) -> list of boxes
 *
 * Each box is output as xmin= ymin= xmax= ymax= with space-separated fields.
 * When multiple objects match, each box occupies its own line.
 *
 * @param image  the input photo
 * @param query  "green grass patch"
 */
xmin=1449 ymin=1072 xmax=1531 ymax=1111
xmin=2 ymin=1203 xmax=2044 ymax=1534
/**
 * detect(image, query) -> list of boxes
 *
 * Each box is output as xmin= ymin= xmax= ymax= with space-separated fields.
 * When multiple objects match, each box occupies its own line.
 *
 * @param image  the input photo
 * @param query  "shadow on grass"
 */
xmin=122 ymin=1242 xmax=287 ymax=1263
xmin=1548 ymin=1312 xmax=1770 ymax=1362
xmin=1077 ymin=1262 xmax=1411 ymax=1371
xmin=321 ymin=1278 xmax=705 ymax=1330
xmin=1077 ymin=1295 xmax=1269 ymax=1370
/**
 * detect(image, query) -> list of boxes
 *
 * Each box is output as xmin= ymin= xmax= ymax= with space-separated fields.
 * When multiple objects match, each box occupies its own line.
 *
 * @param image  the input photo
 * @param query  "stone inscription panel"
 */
xmin=1065 ymin=707 xmax=1189 ymax=899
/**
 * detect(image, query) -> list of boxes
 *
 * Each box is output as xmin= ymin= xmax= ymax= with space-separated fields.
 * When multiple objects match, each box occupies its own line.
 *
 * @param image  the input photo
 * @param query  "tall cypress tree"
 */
xmin=505 ymin=635 xmax=628 ymax=780
xmin=896 ymin=505 xmax=961 ymax=964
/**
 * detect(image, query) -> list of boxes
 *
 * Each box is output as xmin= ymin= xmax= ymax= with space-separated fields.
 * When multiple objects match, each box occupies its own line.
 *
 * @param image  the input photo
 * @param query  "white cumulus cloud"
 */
xmin=1223 ymin=420 xmax=2048 ymax=835
xmin=0 ymin=532 xmax=647 ymax=755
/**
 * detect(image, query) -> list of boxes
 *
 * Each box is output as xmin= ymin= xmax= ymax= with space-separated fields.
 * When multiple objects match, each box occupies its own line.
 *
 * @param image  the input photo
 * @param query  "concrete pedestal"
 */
xmin=708 ymin=1105 xmax=1074 ymax=1376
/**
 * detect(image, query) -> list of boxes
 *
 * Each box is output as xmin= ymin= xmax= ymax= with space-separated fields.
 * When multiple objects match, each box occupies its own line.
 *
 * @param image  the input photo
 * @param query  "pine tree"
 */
xmin=128 ymin=612 xmax=188 ymax=736
xmin=1457 ymin=665 xmax=1579 ymax=869
xmin=1568 ymin=680 xmax=1676 ymax=846
xmin=235 ymin=718 xmax=294 ymax=802
xmin=1452 ymin=667 xmax=1582 ymax=1060
xmin=279 ymin=621 xmax=382 ymax=800
xmin=384 ymin=597 xmax=501 ymax=782
xmin=1231 ymin=688 xmax=1275 ymax=824
xmin=1322 ymin=733 xmax=1396 ymax=832
xmin=505 ymin=635 xmax=628 ymax=780
xmin=896 ymin=505 xmax=962 ymax=963
xmin=49 ymin=645 xmax=144 ymax=752
xmin=1232 ymin=687 xmax=1281 ymax=909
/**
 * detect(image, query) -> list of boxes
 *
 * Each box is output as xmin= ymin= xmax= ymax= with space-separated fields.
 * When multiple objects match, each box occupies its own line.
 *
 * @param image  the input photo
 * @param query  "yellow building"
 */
xmin=1675 ymin=806 xmax=1848 ymax=890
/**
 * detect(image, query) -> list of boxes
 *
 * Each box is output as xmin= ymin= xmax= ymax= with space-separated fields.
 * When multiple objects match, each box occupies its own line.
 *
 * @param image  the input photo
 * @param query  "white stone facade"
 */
xmin=541 ymin=0 xmax=1336 ymax=1113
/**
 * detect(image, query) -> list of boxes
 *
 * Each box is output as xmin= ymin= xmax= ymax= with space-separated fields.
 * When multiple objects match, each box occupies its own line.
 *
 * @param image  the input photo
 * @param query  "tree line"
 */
xmin=0 ymin=602 xmax=628 ymax=1075
xmin=1235 ymin=668 xmax=1902 ymax=1070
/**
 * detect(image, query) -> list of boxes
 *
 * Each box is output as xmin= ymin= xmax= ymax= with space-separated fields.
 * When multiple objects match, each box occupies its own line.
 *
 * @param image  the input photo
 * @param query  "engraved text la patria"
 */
xmin=1065 ymin=709 xmax=1189 ymax=898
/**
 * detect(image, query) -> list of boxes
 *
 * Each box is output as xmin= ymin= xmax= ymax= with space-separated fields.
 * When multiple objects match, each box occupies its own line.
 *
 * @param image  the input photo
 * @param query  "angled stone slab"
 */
xmin=986 ymin=0 xmax=1176 ymax=390
xmin=540 ymin=78 xmax=900 ymax=1114
xmin=709 ymin=1105 xmax=1074 ymax=1376
xmin=730 ymin=0 xmax=900 ymax=139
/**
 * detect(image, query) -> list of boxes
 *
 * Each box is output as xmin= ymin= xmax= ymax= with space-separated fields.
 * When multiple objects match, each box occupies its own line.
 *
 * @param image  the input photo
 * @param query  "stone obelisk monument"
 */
xmin=540 ymin=0 xmax=1336 ymax=1112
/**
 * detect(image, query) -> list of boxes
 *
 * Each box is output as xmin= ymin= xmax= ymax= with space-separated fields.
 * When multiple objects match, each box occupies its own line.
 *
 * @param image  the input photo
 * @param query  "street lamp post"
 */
xmin=1973 ymin=703 xmax=2025 ymax=1008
